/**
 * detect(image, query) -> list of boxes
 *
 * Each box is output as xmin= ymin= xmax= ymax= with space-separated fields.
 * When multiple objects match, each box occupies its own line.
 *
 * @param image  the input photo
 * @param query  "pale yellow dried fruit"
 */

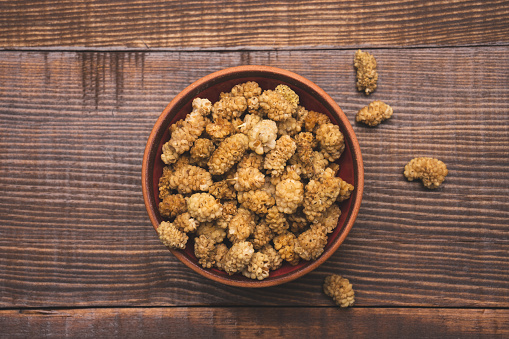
xmin=323 ymin=275 xmax=355 ymax=307
xmin=208 ymin=133 xmax=249 ymax=175
xmin=157 ymin=221 xmax=188 ymax=250
xmin=354 ymin=49 xmax=378 ymax=95
xmin=404 ymin=157 xmax=448 ymax=189
xmin=187 ymin=193 xmax=223 ymax=223
xmin=356 ymin=100 xmax=393 ymax=127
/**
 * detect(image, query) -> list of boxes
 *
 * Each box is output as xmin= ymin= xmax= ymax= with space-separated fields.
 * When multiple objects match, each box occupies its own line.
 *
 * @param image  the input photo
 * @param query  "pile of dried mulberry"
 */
xmin=155 ymin=81 xmax=354 ymax=280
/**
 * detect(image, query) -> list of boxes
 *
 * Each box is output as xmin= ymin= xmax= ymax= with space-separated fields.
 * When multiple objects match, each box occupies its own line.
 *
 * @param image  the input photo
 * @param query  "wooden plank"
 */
xmin=0 ymin=307 xmax=508 ymax=338
xmin=0 ymin=0 xmax=508 ymax=49
xmin=0 ymin=49 xmax=508 ymax=308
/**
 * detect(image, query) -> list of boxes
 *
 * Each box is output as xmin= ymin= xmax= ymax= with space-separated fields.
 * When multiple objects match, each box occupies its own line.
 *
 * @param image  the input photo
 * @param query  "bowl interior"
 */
xmin=144 ymin=68 xmax=362 ymax=287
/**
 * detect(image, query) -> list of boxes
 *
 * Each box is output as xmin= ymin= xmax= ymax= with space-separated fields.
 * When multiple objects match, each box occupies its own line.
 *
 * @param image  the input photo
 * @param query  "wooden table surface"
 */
xmin=1 ymin=1 xmax=508 ymax=337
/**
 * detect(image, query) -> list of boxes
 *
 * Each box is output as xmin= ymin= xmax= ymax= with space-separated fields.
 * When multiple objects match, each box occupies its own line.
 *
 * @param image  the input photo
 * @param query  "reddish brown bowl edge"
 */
xmin=142 ymin=65 xmax=364 ymax=288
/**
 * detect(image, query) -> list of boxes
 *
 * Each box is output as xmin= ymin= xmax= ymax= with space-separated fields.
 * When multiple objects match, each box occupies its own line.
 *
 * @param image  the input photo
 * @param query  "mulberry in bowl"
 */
xmin=142 ymin=65 xmax=363 ymax=288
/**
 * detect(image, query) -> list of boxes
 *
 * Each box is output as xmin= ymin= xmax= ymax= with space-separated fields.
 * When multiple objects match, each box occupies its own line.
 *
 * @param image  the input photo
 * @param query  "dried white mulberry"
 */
xmin=194 ymin=235 xmax=217 ymax=268
xmin=264 ymin=135 xmax=297 ymax=176
xmin=169 ymin=165 xmax=213 ymax=194
xmin=157 ymin=221 xmax=188 ymax=250
xmin=196 ymin=222 xmax=226 ymax=244
xmin=223 ymin=241 xmax=254 ymax=275
xmin=234 ymin=167 xmax=265 ymax=192
xmin=273 ymin=231 xmax=300 ymax=266
xmin=356 ymin=100 xmax=393 ymax=127
xmin=315 ymin=123 xmax=345 ymax=162
xmin=190 ymin=138 xmax=215 ymax=167
xmin=354 ymin=49 xmax=378 ymax=95
xmin=259 ymin=90 xmax=295 ymax=121
xmin=212 ymin=95 xmax=247 ymax=121
xmin=323 ymin=275 xmax=355 ymax=307
xmin=275 ymin=178 xmax=304 ymax=214
xmin=173 ymin=212 xmax=199 ymax=233
xmin=404 ymin=157 xmax=448 ymax=189
xmin=161 ymin=110 xmax=206 ymax=164
xmin=294 ymin=227 xmax=328 ymax=261
xmin=265 ymin=206 xmax=289 ymax=234
xmin=208 ymin=133 xmax=249 ymax=175
xmin=237 ymin=189 xmax=275 ymax=214
xmin=303 ymin=168 xmax=344 ymax=222
xmin=228 ymin=208 xmax=256 ymax=243
xmin=260 ymin=244 xmax=283 ymax=270
xmin=242 ymin=252 xmax=270 ymax=280
xmin=247 ymin=119 xmax=278 ymax=155
xmin=159 ymin=193 xmax=187 ymax=219
xmin=187 ymin=193 xmax=223 ymax=222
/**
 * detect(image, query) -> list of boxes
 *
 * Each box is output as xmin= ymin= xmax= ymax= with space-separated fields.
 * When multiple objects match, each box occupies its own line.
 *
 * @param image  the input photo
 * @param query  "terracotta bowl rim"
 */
xmin=142 ymin=65 xmax=364 ymax=288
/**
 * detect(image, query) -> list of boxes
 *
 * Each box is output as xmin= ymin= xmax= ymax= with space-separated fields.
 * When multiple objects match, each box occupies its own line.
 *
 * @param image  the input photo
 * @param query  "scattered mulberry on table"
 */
xmin=404 ymin=157 xmax=448 ymax=189
xmin=354 ymin=49 xmax=378 ymax=95
xmin=356 ymin=100 xmax=393 ymax=127
xmin=323 ymin=274 xmax=355 ymax=307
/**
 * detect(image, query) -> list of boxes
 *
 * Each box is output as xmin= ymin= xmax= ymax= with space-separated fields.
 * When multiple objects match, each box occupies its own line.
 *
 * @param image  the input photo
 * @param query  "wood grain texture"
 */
xmin=1 ymin=307 xmax=508 ymax=338
xmin=0 ymin=48 xmax=508 ymax=308
xmin=1 ymin=0 xmax=509 ymax=49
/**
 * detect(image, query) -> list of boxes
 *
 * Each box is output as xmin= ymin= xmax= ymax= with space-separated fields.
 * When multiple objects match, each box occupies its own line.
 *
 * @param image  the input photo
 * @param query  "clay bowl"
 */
xmin=142 ymin=65 xmax=364 ymax=288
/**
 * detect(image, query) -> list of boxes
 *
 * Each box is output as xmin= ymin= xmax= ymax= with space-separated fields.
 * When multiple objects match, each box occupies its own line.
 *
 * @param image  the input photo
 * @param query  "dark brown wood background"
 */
xmin=1 ymin=0 xmax=508 ymax=337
